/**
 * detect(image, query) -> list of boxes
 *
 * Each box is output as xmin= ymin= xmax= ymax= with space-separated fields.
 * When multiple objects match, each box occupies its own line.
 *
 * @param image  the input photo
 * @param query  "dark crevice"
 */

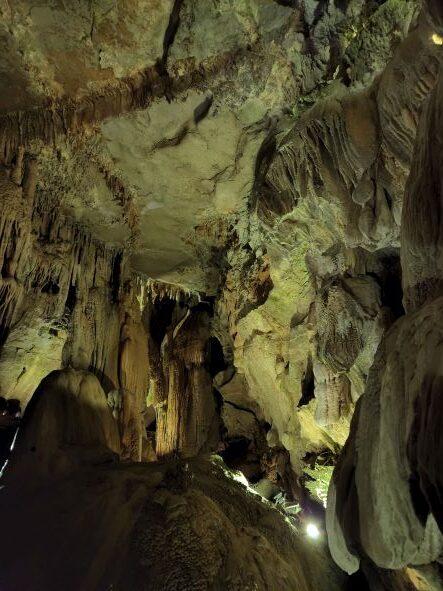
xmin=367 ymin=252 xmax=405 ymax=320
xmin=408 ymin=474 xmax=430 ymax=525
xmin=303 ymin=449 xmax=337 ymax=469
xmin=85 ymin=362 xmax=116 ymax=394
xmin=205 ymin=336 xmax=226 ymax=377
xmin=213 ymin=387 xmax=224 ymax=415
xmin=65 ymin=284 xmax=77 ymax=315
xmin=302 ymin=18 xmax=311 ymax=40
xmin=274 ymin=0 xmax=297 ymax=7
xmin=220 ymin=437 xmax=251 ymax=468
xmin=156 ymin=0 xmax=184 ymax=100
xmin=346 ymin=570 xmax=371 ymax=591
xmin=160 ymin=0 xmax=184 ymax=70
xmin=41 ymin=280 xmax=60 ymax=295
xmin=333 ymin=0 xmax=350 ymax=12
xmin=146 ymin=417 xmax=157 ymax=432
xmin=224 ymin=399 xmax=257 ymax=417
xmin=152 ymin=125 xmax=188 ymax=150
xmin=0 ymin=321 xmax=10 ymax=348
xmin=326 ymin=36 xmax=344 ymax=79
xmin=149 ymin=297 xmax=176 ymax=345
xmin=298 ymin=354 xmax=315 ymax=407
xmin=192 ymin=297 xmax=215 ymax=316
xmin=383 ymin=187 xmax=393 ymax=211
xmin=313 ymin=0 xmax=329 ymax=28
xmin=110 ymin=252 xmax=122 ymax=304
xmin=252 ymin=128 xmax=277 ymax=209
xmin=342 ymin=67 xmax=352 ymax=87
xmin=193 ymin=94 xmax=213 ymax=124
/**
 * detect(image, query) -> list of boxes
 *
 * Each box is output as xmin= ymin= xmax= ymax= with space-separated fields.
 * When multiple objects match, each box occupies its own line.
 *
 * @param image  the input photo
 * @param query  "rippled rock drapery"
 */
xmin=326 ymin=0 xmax=443 ymax=577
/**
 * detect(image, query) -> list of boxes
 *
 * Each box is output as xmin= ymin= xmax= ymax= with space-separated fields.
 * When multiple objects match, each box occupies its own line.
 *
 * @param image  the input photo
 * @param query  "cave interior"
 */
xmin=1 ymin=0 xmax=443 ymax=589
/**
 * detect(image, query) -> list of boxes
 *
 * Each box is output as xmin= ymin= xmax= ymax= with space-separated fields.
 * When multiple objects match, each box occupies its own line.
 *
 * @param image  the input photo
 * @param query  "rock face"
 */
xmin=1 ymin=459 xmax=345 ymax=591
xmin=0 ymin=370 xmax=344 ymax=591
xmin=326 ymin=0 xmax=443 ymax=579
xmin=1 ymin=0 xmax=443 ymax=588
xmin=4 ymin=368 xmax=120 ymax=480
xmin=148 ymin=304 xmax=218 ymax=458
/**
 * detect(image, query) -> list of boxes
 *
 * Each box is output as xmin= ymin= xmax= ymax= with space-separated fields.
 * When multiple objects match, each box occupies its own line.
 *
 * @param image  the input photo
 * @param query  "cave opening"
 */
xmin=149 ymin=296 xmax=176 ymax=345
xmin=110 ymin=252 xmax=123 ymax=303
xmin=220 ymin=436 xmax=251 ymax=469
xmin=369 ymin=250 xmax=405 ymax=321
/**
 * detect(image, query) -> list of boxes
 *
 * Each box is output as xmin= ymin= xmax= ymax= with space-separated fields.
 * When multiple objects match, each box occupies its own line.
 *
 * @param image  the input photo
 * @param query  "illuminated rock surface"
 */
xmin=1 ymin=0 xmax=443 ymax=589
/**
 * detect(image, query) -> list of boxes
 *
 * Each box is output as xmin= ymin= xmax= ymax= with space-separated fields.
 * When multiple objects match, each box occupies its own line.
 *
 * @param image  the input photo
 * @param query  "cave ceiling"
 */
xmin=0 ymin=0 xmax=423 ymax=291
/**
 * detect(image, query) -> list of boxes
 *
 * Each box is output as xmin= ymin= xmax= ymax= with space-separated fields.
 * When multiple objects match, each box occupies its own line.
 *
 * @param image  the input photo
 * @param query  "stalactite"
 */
xmin=0 ymin=148 xmax=155 ymax=459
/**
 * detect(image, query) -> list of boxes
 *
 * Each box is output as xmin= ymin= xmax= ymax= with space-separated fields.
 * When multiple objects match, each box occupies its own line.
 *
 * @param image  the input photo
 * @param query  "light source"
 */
xmin=432 ymin=33 xmax=443 ymax=45
xmin=306 ymin=523 xmax=320 ymax=539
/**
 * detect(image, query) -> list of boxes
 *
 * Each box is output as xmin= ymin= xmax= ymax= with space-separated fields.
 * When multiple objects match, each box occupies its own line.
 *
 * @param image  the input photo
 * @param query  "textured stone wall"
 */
xmin=326 ymin=0 xmax=443 ymax=578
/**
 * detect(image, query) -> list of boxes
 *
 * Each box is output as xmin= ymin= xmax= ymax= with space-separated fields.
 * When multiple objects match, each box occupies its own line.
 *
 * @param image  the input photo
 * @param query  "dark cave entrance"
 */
xmin=205 ymin=336 xmax=226 ymax=377
xmin=220 ymin=436 xmax=251 ymax=468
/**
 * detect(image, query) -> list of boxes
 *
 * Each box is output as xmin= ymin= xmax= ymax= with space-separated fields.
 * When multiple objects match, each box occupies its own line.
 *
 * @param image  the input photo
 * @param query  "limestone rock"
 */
xmin=0 ymin=0 xmax=174 ymax=109
xmin=3 ymin=368 xmax=120 ymax=482
xmin=327 ymin=14 xmax=443 ymax=576
xmin=328 ymin=297 xmax=443 ymax=573
xmin=0 ymin=448 xmax=346 ymax=591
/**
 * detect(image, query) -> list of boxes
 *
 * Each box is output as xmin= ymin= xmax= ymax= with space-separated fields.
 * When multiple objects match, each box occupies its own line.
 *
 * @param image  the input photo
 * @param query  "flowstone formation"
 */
xmin=1 ymin=368 xmax=344 ymax=591
xmin=327 ymin=0 xmax=443 ymax=582
xmin=1 ymin=0 xmax=443 ymax=589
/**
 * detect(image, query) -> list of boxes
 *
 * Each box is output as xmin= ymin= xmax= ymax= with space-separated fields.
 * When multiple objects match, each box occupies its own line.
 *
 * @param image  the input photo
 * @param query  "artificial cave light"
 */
xmin=306 ymin=523 xmax=321 ymax=540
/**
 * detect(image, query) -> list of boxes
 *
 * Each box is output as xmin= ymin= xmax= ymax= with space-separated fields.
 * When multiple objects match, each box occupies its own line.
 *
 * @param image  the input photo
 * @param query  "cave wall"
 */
xmin=0 ymin=0 xmax=421 ymax=472
xmin=326 ymin=0 xmax=443 ymax=577
xmin=215 ymin=0 xmax=441 ymax=478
